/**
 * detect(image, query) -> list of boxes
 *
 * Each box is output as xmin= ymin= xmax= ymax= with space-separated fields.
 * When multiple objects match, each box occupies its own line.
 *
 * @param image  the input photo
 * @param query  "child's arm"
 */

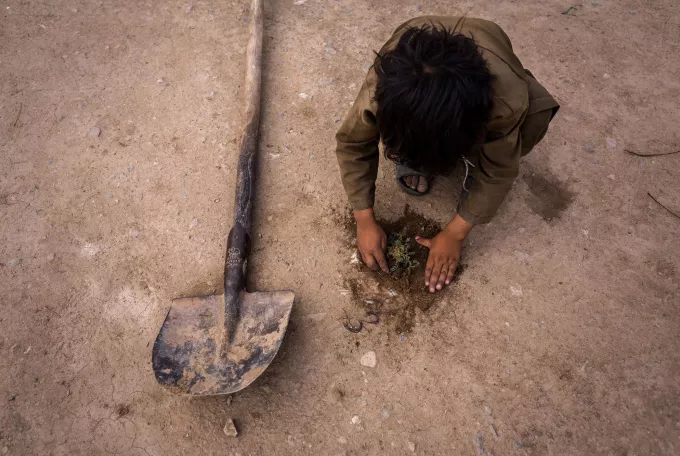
xmin=335 ymin=78 xmax=380 ymax=211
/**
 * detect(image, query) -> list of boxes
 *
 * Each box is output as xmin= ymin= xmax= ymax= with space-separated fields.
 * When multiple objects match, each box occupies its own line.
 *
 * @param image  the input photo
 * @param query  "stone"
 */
xmin=473 ymin=434 xmax=484 ymax=454
xmin=298 ymin=92 xmax=312 ymax=101
xmin=360 ymin=351 xmax=377 ymax=368
xmin=379 ymin=408 xmax=390 ymax=420
xmin=294 ymin=0 xmax=306 ymax=4
xmin=206 ymin=91 xmax=216 ymax=100
xmin=606 ymin=137 xmax=617 ymax=149
xmin=223 ymin=418 xmax=238 ymax=437
xmin=89 ymin=127 xmax=101 ymax=137
xmin=408 ymin=441 xmax=416 ymax=452
xmin=337 ymin=436 xmax=347 ymax=445
xmin=490 ymin=424 xmax=499 ymax=438
xmin=350 ymin=415 xmax=361 ymax=425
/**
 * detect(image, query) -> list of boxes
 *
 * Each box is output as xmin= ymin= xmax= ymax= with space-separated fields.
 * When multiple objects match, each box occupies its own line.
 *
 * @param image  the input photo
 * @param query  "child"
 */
xmin=336 ymin=16 xmax=559 ymax=293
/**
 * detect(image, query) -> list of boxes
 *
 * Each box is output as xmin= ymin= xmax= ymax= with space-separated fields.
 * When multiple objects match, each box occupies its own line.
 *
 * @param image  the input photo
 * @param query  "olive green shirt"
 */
xmin=336 ymin=16 xmax=532 ymax=224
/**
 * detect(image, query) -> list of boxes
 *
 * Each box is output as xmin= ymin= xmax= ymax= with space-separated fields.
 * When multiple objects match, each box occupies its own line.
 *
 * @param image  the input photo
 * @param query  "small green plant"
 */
xmin=386 ymin=233 xmax=419 ymax=272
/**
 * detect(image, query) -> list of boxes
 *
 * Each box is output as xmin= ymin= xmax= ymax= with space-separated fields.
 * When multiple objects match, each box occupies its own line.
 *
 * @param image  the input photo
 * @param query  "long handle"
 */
xmin=222 ymin=0 xmax=264 ymax=350
xmin=225 ymin=0 xmax=263 ymax=290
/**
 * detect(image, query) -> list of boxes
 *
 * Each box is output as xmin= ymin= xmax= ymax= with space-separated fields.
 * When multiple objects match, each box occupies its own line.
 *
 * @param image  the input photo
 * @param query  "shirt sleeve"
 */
xmin=457 ymin=107 xmax=526 ymax=225
xmin=335 ymin=78 xmax=380 ymax=210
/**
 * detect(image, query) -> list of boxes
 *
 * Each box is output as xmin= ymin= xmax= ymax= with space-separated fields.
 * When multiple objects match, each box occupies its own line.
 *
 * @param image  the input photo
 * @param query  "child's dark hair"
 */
xmin=374 ymin=23 xmax=494 ymax=175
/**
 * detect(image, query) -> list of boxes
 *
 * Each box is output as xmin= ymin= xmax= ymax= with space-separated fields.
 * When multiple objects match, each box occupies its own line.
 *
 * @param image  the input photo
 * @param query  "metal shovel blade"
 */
xmin=152 ymin=290 xmax=294 ymax=396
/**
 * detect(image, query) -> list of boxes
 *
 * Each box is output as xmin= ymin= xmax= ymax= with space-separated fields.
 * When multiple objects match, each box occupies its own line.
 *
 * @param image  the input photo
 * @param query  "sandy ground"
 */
xmin=2 ymin=0 xmax=680 ymax=455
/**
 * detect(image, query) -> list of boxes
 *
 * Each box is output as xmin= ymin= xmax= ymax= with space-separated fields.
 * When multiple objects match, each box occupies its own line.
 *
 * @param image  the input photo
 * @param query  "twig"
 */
xmin=648 ymin=192 xmax=680 ymax=220
xmin=13 ymin=103 xmax=23 ymax=127
xmin=625 ymin=148 xmax=680 ymax=157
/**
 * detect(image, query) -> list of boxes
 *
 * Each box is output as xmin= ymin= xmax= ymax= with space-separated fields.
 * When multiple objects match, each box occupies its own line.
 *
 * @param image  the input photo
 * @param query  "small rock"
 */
xmin=583 ymin=143 xmax=595 ymax=153
xmin=157 ymin=77 xmax=166 ymax=85
xmin=47 ymin=253 xmax=55 ymax=261
xmin=607 ymin=174 xmax=616 ymax=180
xmin=490 ymin=424 xmax=499 ymax=438
xmin=7 ymin=258 xmax=23 ymax=266
xmin=350 ymin=415 xmax=361 ymax=425
xmin=2 ymin=446 xmax=8 ymax=454
xmin=323 ymin=44 xmax=337 ymax=54
xmin=513 ymin=250 xmax=529 ymax=262
xmin=129 ymin=230 xmax=139 ymax=238
xmin=510 ymin=285 xmax=523 ymax=296
xmin=226 ymin=395 xmax=233 ymax=405
xmin=89 ymin=127 xmax=101 ymax=137
xmin=223 ymin=418 xmax=238 ymax=437
xmin=473 ymin=434 xmax=484 ymax=454
xmin=513 ymin=440 xmax=522 ymax=448
xmin=206 ymin=91 xmax=216 ymax=100
xmin=360 ymin=351 xmax=377 ymax=368
xmin=185 ymin=2 xmax=193 ymax=13
xmin=349 ymin=251 xmax=360 ymax=265
xmin=337 ymin=436 xmax=348 ymax=445
xmin=293 ymin=0 xmax=306 ymax=4
xmin=485 ymin=406 xmax=492 ymax=416
xmin=214 ymin=198 xmax=220 ymax=203
xmin=606 ymin=137 xmax=617 ymax=149
xmin=8 ymin=395 xmax=16 ymax=401
xmin=267 ymin=215 xmax=273 ymax=221
xmin=408 ymin=441 xmax=416 ymax=452
xmin=298 ymin=92 xmax=313 ymax=101
xmin=189 ymin=219 xmax=199 ymax=229
xmin=379 ymin=408 xmax=391 ymax=420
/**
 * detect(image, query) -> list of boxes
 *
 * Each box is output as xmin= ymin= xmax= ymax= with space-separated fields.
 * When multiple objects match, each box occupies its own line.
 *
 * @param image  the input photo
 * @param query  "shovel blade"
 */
xmin=152 ymin=290 xmax=294 ymax=396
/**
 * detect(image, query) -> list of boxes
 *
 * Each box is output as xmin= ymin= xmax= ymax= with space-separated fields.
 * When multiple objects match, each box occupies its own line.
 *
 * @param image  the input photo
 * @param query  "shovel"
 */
xmin=151 ymin=0 xmax=294 ymax=396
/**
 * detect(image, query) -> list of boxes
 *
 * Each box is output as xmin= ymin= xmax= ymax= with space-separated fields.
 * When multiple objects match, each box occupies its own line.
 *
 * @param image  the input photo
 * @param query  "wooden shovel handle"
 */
xmin=225 ymin=0 xmax=264 ymax=295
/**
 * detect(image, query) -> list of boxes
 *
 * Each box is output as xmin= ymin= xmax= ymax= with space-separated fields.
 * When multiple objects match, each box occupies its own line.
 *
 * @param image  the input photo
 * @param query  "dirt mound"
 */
xmin=342 ymin=206 xmax=466 ymax=333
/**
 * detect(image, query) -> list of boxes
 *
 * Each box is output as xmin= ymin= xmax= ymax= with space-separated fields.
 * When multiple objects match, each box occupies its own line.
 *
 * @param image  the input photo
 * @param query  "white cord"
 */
xmin=462 ymin=156 xmax=475 ymax=192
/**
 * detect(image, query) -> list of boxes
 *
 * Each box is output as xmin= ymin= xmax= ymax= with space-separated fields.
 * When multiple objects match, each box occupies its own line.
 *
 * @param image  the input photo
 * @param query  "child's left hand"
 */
xmin=415 ymin=215 xmax=473 ymax=293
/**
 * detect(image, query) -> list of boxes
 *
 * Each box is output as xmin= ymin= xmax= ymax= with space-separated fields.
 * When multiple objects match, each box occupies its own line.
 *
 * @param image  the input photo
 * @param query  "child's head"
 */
xmin=374 ymin=23 xmax=494 ymax=175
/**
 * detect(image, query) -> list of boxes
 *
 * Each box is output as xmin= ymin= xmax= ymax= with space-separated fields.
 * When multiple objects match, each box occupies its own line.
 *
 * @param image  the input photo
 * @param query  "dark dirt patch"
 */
xmin=522 ymin=172 xmax=576 ymax=221
xmin=341 ymin=206 xmax=467 ymax=333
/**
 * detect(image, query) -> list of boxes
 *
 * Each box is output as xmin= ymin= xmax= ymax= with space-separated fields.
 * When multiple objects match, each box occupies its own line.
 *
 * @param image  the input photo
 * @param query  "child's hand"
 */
xmin=354 ymin=208 xmax=389 ymax=273
xmin=416 ymin=215 xmax=473 ymax=293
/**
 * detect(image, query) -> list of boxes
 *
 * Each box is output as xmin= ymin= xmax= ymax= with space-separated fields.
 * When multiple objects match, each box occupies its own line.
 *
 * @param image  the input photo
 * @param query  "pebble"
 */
xmin=323 ymin=44 xmax=337 ymax=54
xmin=510 ymin=285 xmax=523 ymax=296
xmin=185 ymin=2 xmax=193 ymax=13
xmin=350 ymin=415 xmax=361 ymax=425
xmin=223 ymin=418 xmax=238 ymax=437
xmin=337 ymin=436 xmax=347 ymax=445
xmin=189 ymin=219 xmax=199 ymax=229
xmin=349 ymin=251 xmax=360 ymax=264
xmin=298 ymin=92 xmax=313 ymax=101
xmin=607 ymin=174 xmax=616 ymax=180
xmin=379 ymin=408 xmax=390 ymax=420
xmin=206 ymin=91 xmax=216 ymax=100
xmin=360 ymin=351 xmax=377 ymax=368
xmin=485 ymin=406 xmax=493 ymax=416
xmin=583 ymin=144 xmax=595 ymax=153
xmin=606 ymin=137 xmax=617 ymax=149
xmin=267 ymin=215 xmax=273 ymax=221
xmin=7 ymin=258 xmax=23 ymax=266
xmin=408 ymin=441 xmax=416 ymax=452
xmin=226 ymin=395 xmax=233 ymax=405
xmin=513 ymin=440 xmax=522 ymax=448
xmin=293 ymin=0 xmax=307 ymax=4
xmin=473 ymin=434 xmax=484 ymax=454
xmin=2 ymin=446 xmax=7 ymax=454
xmin=490 ymin=424 xmax=499 ymax=438
xmin=89 ymin=127 xmax=101 ymax=137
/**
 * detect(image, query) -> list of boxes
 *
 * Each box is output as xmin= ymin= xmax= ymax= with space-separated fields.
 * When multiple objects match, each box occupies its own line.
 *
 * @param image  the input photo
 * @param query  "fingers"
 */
xmin=374 ymin=248 xmax=390 ymax=273
xmin=445 ymin=261 xmax=458 ymax=285
xmin=428 ymin=260 xmax=443 ymax=293
xmin=359 ymin=249 xmax=378 ymax=271
xmin=436 ymin=267 xmax=448 ymax=291
xmin=415 ymin=236 xmax=432 ymax=248
xmin=359 ymin=249 xmax=389 ymax=273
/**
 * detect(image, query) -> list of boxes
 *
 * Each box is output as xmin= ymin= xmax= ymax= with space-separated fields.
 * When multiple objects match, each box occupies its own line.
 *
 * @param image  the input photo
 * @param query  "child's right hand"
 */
xmin=354 ymin=208 xmax=390 ymax=273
